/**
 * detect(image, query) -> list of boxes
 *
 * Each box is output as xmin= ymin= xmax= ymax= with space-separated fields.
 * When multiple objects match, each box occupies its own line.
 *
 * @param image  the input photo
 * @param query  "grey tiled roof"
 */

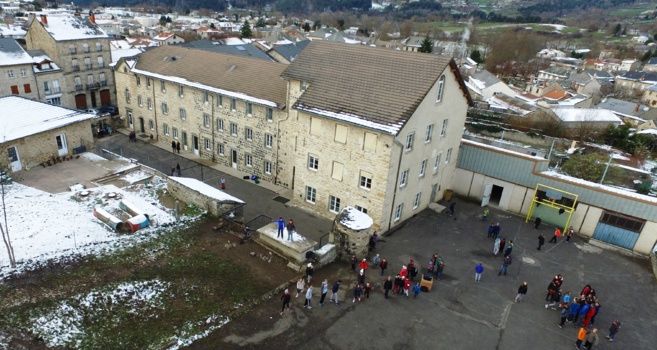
xmin=281 ymin=41 xmax=469 ymax=134
xmin=177 ymin=40 xmax=272 ymax=61
xmin=271 ymin=40 xmax=310 ymax=62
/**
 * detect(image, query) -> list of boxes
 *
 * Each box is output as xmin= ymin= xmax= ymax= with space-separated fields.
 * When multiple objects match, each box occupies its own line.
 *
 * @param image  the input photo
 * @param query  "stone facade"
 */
xmin=167 ymin=177 xmax=243 ymax=217
xmin=0 ymin=62 xmax=40 ymax=100
xmin=25 ymin=15 xmax=116 ymax=110
xmin=114 ymin=60 xmax=290 ymax=186
xmin=0 ymin=121 xmax=93 ymax=170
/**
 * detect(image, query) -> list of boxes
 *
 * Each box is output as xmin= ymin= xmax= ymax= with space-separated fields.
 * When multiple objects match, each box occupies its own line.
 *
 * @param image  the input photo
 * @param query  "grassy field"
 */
xmin=0 ymin=219 xmax=292 ymax=349
xmin=609 ymin=6 xmax=655 ymax=17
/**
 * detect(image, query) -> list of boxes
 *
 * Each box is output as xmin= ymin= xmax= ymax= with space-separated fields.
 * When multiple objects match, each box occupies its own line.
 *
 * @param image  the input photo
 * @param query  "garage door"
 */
xmin=100 ymin=89 xmax=111 ymax=106
xmin=75 ymin=94 xmax=87 ymax=109
xmin=592 ymin=211 xmax=643 ymax=250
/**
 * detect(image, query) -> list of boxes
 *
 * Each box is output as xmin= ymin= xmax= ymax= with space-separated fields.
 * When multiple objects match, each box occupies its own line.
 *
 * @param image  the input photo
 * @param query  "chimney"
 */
xmin=89 ymin=11 xmax=96 ymax=24
xmin=635 ymin=104 xmax=640 ymax=112
xmin=40 ymin=14 xmax=48 ymax=25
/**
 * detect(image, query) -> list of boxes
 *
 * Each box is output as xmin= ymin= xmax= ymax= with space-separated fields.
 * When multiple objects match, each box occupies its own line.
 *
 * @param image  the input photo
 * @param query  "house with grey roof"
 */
xmin=281 ymin=41 xmax=472 ymax=231
xmin=178 ymin=40 xmax=273 ymax=61
xmin=400 ymin=36 xmax=425 ymax=52
xmin=268 ymin=40 xmax=310 ymax=64
xmin=466 ymin=69 xmax=515 ymax=101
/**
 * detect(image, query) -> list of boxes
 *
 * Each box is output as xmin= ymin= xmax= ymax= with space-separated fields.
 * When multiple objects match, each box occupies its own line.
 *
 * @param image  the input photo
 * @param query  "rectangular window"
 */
xmin=364 ymin=132 xmax=377 ymax=151
xmin=355 ymin=205 xmax=368 ymax=214
xmin=179 ymin=108 xmax=186 ymax=120
xmin=7 ymin=70 xmax=14 ymax=78
xmin=436 ymin=75 xmax=445 ymax=102
xmin=217 ymin=119 xmax=224 ymax=131
xmin=230 ymin=123 xmax=238 ymax=136
xmin=218 ymin=143 xmax=225 ymax=156
xmin=161 ymin=80 xmax=166 ymax=92
xmin=99 ymin=73 xmax=106 ymax=85
xmin=600 ymin=212 xmax=645 ymax=233
xmin=230 ymin=98 xmax=236 ymax=111
xmin=69 ymin=45 xmax=76 ymax=54
xmin=400 ymin=169 xmax=408 ymax=187
xmin=419 ymin=159 xmax=427 ymax=177
xmin=204 ymin=91 xmax=209 ymax=103
xmin=125 ymin=89 xmax=131 ymax=103
xmin=72 ymin=59 xmax=79 ymax=71
xmin=147 ymin=97 xmax=152 ymax=110
xmin=441 ymin=119 xmax=449 ymax=137
xmin=216 ymin=94 xmax=222 ymax=107
xmin=245 ymin=127 xmax=253 ymax=141
xmin=265 ymin=133 xmax=273 ymax=148
xmin=446 ymin=148 xmax=452 ymax=163
xmin=331 ymin=162 xmax=344 ymax=181
xmin=10 ymin=85 xmax=18 ymax=94
xmin=97 ymin=56 xmax=104 ymax=68
xmin=203 ymin=114 xmax=210 ymax=127
xmin=136 ymin=76 xmax=141 ymax=86
xmin=414 ymin=192 xmax=422 ymax=209
xmin=310 ymin=117 xmax=321 ymax=135
xmin=149 ymin=119 xmax=154 ymax=130
xmin=425 ymin=124 xmax=434 ymax=142
xmin=137 ymin=95 xmax=142 ymax=106
xmin=179 ymin=85 xmax=184 ymax=97
xmin=405 ymin=133 xmax=414 ymax=151
xmin=173 ymin=127 xmax=179 ymax=139
xmin=433 ymin=153 xmax=442 ymax=173
xmin=329 ymin=195 xmax=341 ymax=213
xmin=246 ymin=102 xmax=252 ymax=115
xmin=163 ymin=124 xmax=169 ymax=136
xmin=360 ymin=171 xmax=372 ymax=189
xmin=308 ymin=155 xmax=319 ymax=170
xmin=205 ymin=138 xmax=211 ymax=150
xmin=264 ymin=161 xmax=272 ymax=174
xmin=161 ymin=102 xmax=168 ymax=114
xmin=335 ymin=124 xmax=348 ymax=143
xmin=96 ymin=42 xmax=102 ymax=52
xmin=23 ymin=84 xmax=31 ymax=93
xmin=305 ymin=186 xmax=316 ymax=203
xmin=20 ymin=69 xmax=27 ymax=77
xmin=84 ymin=57 xmax=92 ymax=70
xmin=46 ymin=97 xmax=61 ymax=105
xmin=394 ymin=203 xmax=403 ymax=221
xmin=52 ymin=80 xmax=60 ymax=93
xmin=267 ymin=108 xmax=273 ymax=121
xmin=245 ymin=154 xmax=253 ymax=167
xmin=301 ymin=80 xmax=307 ymax=91
xmin=83 ymin=44 xmax=89 ymax=53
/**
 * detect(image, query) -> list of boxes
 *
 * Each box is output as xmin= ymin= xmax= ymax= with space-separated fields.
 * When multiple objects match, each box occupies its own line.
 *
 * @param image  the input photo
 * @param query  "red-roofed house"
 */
xmin=153 ymin=32 xmax=185 ymax=46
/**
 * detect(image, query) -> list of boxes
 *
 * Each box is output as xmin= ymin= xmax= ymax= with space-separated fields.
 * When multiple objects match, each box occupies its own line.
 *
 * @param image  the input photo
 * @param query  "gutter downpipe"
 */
xmin=274 ymin=81 xmax=290 ymax=185
xmin=387 ymin=137 xmax=405 ymax=232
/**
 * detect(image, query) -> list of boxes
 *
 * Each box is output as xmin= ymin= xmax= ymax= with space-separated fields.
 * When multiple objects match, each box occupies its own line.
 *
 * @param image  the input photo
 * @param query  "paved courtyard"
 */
xmin=188 ymin=199 xmax=657 ymax=350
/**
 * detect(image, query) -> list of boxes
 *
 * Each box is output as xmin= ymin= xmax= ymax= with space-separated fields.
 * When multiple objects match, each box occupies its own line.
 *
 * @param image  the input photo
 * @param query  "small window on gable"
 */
xmin=334 ymin=124 xmax=348 ymax=143
xmin=310 ymin=117 xmax=321 ymax=136
xmin=301 ymin=80 xmax=307 ymax=91
xmin=364 ymin=132 xmax=377 ymax=151
xmin=436 ymin=75 xmax=445 ymax=102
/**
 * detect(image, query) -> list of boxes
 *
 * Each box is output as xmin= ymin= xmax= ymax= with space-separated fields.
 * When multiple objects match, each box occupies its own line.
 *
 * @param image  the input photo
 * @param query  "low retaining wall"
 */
xmin=254 ymin=223 xmax=317 ymax=266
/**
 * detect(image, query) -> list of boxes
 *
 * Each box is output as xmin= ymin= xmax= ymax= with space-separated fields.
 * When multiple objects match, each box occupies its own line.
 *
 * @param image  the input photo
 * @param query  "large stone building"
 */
xmin=25 ymin=13 xmax=116 ymax=110
xmin=113 ymin=45 xmax=289 ymax=186
xmin=114 ymin=41 xmax=472 ymax=232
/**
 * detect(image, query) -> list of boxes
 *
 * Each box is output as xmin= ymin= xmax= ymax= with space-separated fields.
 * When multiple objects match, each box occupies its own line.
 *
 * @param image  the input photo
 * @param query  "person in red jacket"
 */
xmin=582 ymin=305 xmax=597 ymax=327
xmin=403 ymin=278 xmax=411 ymax=297
xmin=359 ymin=258 xmax=368 ymax=271
xmin=399 ymin=265 xmax=408 ymax=279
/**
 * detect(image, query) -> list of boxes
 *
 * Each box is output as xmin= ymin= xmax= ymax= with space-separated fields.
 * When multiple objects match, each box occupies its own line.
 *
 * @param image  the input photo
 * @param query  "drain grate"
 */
xmin=272 ymin=196 xmax=290 ymax=204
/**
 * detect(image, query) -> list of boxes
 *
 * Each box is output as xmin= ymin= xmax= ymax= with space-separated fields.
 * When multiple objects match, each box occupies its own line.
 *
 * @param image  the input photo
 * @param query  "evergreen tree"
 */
xmin=256 ymin=18 xmax=266 ymax=28
xmin=241 ymin=20 xmax=253 ymax=39
xmin=313 ymin=20 xmax=321 ymax=30
xmin=302 ymin=22 xmax=311 ymax=32
xmin=470 ymin=49 xmax=483 ymax=63
xmin=418 ymin=36 xmax=433 ymax=53
xmin=159 ymin=15 xmax=167 ymax=27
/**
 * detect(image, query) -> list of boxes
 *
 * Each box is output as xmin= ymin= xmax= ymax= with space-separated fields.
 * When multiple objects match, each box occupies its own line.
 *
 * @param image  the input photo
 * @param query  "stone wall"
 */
xmin=330 ymin=219 xmax=371 ymax=262
xmin=167 ymin=177 xmax=241 ymax=217
xmin=1 ymin=120 xmax=94 ymax=170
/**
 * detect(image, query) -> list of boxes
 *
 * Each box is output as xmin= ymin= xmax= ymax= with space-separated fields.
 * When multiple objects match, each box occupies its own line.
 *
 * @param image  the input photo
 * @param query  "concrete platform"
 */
xmin=255 ymin=223 xmax=317 ymax=266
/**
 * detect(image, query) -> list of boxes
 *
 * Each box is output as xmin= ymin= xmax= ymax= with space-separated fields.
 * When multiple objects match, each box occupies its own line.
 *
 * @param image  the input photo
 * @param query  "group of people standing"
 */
xmin=273 ymin=217 xmax=296 ymax=241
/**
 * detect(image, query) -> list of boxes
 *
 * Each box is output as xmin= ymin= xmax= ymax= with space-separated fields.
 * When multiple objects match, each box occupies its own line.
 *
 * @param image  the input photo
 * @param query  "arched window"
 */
xmin=436 ymin=75 xmax=445 ymax=103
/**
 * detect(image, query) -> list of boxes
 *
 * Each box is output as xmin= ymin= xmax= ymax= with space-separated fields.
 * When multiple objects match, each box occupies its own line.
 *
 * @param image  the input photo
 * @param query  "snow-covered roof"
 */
xmin=541 ymin=171 xmax=657 ymax=204
xmin=223 ymin=37 xmax=247 ymax=45
xmin=0 ymin=24 xmax=27 ymax=38
xmin=167 ymin=177 xmax=244 ymax=203
xmin=0 ymin=96 xmax=95 ymax=143
xmin=110 ymin=48 xmax=143 ymax=65
xmin=636 ymin=128 xmax=657 ymax=135
xmin=339 ymin=206 xmax=373 ymax=231
xmin=34 ymin=15 xmax=108 ymax=41
xmin=0 ymin=38 xmax=34 ymax=66
xmin=462 ymin=139 xmax=547 ymax=160
xmin=552 ymin=108 xmax=621 ymax=123
xmin=296 ymin=104 xmax=403 ymax=135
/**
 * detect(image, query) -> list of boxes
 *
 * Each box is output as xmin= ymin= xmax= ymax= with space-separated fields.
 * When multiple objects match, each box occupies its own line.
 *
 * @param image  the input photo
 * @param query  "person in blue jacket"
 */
xmin=273 ymin=217 xmax=285 ymax=239
xmin=475 ymin=263 xmax=484 ymax=282
xmin=568 ymin=297 xmax=582 ymax=323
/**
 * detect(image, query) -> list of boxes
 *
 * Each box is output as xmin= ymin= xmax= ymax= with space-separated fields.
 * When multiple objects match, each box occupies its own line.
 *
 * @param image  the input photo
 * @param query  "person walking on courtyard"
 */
xmin=358 ymin=269 xmax=366 ymax=286
xmin=436 ymin=257 xmax=445 ymax=280
xmin=280 ymin=289 xmax=291 ymax=316
xmin=492 ymin=223 xmax=501 ymax=238
xmin=575 ymin=326 xmax=589 ymax=349
xmin=494 ymin=237 xmax=501 ymax=255
xmin=273 ymin=217 xmax=285 ymax=239
xmin=546 ymin=288 xmax=562 ymax=310
xmin=394 ymin=275 xmax=403 ymax=295
xmin=488 ymin=223 xmax=495 ymax=238
xmin=413 ymin=282 xmax=421 ymax=298
xmin=534 ymin=216 xmax=542 ymax=230
xmin=583 ymin=328 xmax=599 ymax=350
xmin=475 ymin=263 xmax=484 ymax=282
xmin=549 ymin=227 xmax=561 ymax=243
xmin=403 ymin=277 xmax=411 ymax=297
xmin=537 ymin=234 xmax=545 ymax=250
xmin=559 ymin=306 xmax=571 ymax=328
xmin=286 ymin=219 xmax=296 ymax=241
xmin=176 ymin=141 xmax=181 ymax=154
xmin=295 ymin=277 xmax=305 ymax=298
xmin=306 ymin=263 xmax=314 ymax=283
xmin=503 ymin=241 xmax=513 ymax=258
xmin=448 ymin=202 xmax=456 ymax=216
xmin=515 ymin=282 xmax=528 ymax=302
xmin=372 ymin=254 xmax=381 ymax=268
xmin=499 ymin=238 xmax=506 ymax=255
xmin=498 ymin=255 xmax=512 ymax=276
xmin=220 ymin=176 xmax=226 ymax=189
xmin=483 ymin=207 xmax=489 ymax=222
xmin=359 ymin=258 xmax=369 ymax=271
xmin=605 ymin=320 xmax=621 ymax=342
xmin=380 ymin=258 xmax=388 ymax=276
xmin=330 ymin=280 xmax=341 ymax=306
xmin=364 ymin=282 xmax=372 ymax=300
xmin=384 ymin=276 xmax=393 ymax=299
xmin=353 ymin=284 xmax=362 ymax=303
xmin=319 ymin=279 xmax=328 ymax=307
xmin=568 ymin=298 xmax=582 ymax=323
xmin=566 ymin=226 xmax=574 ymax=243
xmin=546 ymin=280 xmax=559 ymax=302
xmin=176 ymin=163 xmax=181 ymax=176
xmin=350 ymin=255 xmax=358 ymax=272
xmin=171 ymin=140 xmax=176 ymax=153
xmin=304 ymin=285 xmax=313 ymax=308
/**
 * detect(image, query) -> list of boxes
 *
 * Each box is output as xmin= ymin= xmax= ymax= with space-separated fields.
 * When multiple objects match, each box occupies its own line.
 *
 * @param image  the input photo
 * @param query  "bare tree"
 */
xmin=0 ymin=174 xmax=16 ymax=268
